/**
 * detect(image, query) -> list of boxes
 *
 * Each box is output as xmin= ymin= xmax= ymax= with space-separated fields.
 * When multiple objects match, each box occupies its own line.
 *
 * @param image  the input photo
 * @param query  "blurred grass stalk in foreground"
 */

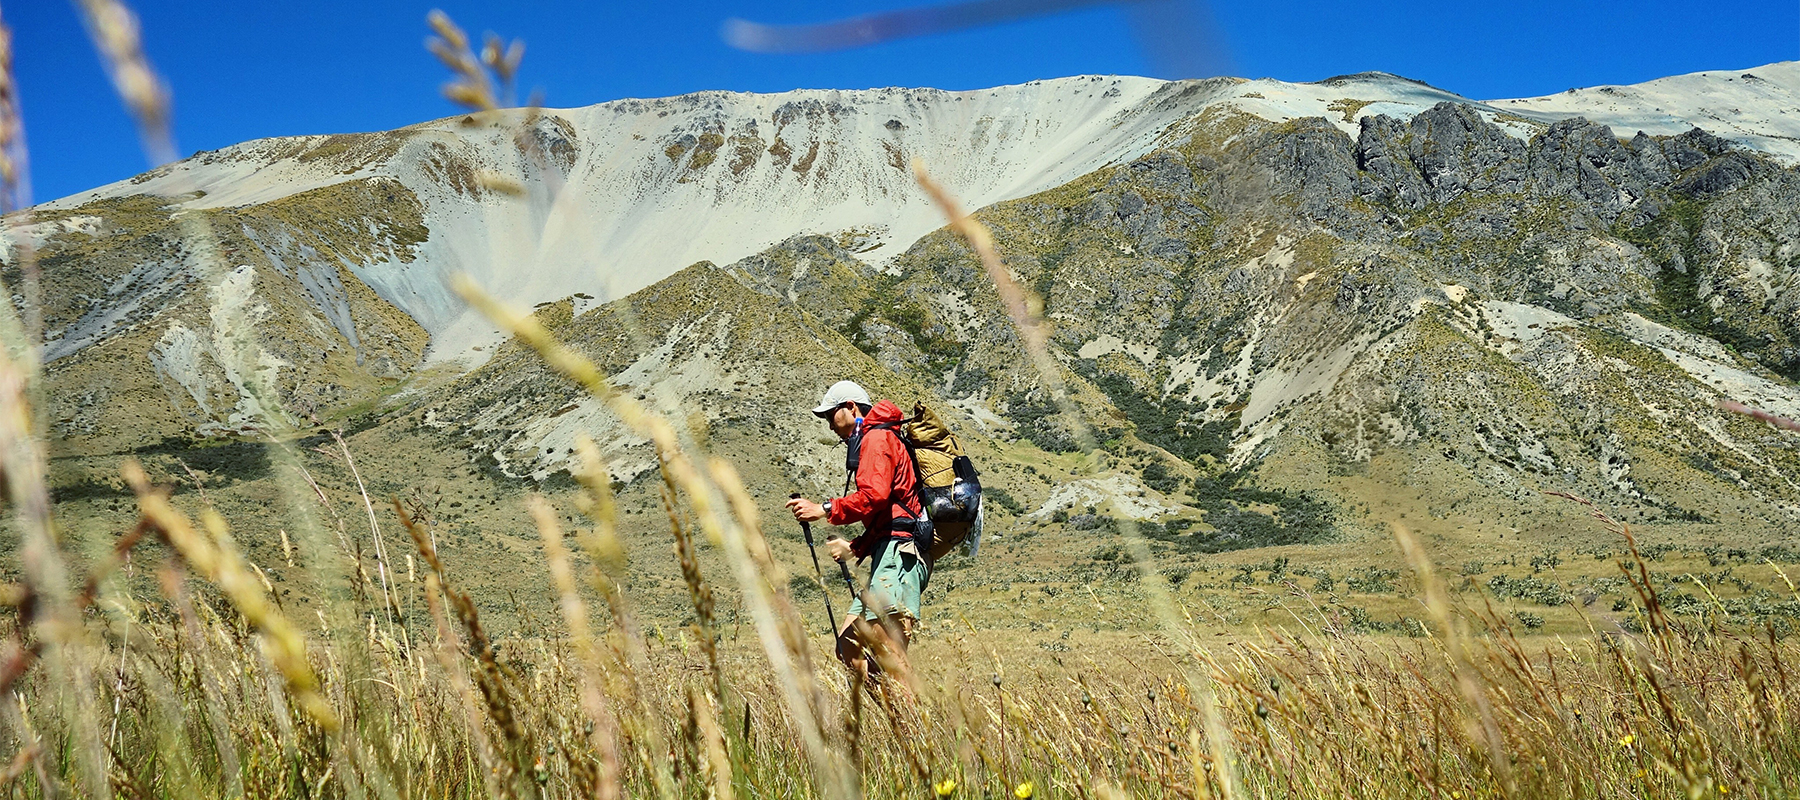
xmin=3 ymin=3 xmax=1800 ymax=798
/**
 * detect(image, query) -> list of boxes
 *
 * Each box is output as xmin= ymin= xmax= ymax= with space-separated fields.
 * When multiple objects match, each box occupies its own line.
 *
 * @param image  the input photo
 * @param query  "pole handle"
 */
xmin=790 ymin=492 xmax=818 ymax=546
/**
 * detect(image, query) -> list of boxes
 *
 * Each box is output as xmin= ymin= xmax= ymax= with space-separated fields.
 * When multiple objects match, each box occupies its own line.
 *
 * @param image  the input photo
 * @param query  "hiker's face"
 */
xmin=825 ymin=404 xmax=858 ymax=441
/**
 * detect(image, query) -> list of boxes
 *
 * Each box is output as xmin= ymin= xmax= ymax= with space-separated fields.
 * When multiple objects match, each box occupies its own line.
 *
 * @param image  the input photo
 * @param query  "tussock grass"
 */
xmin=6 ymin=477 xmax=1800 ymax=799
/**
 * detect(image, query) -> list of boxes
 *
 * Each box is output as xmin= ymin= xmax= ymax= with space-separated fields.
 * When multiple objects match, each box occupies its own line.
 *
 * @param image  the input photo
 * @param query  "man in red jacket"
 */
xmin=785 ymin=380 xmax=928 ymax=681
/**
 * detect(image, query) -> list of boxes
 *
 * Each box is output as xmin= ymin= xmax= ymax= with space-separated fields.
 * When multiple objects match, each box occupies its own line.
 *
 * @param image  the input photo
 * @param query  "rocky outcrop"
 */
xmin=1407 ymin=102 xmax=1530 ymax=204
xmin=1354 ymin=115 xmax=1428 ymax=210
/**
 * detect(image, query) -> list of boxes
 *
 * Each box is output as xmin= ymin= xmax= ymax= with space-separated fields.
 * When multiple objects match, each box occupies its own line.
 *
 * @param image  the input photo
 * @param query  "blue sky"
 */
xmin=11 ymin=0 xmax=1797 ymax=204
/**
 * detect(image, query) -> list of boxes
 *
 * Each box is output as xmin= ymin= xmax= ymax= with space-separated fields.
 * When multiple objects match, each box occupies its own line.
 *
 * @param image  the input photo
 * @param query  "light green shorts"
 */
xmin=846 ymin=536 xmax=930 ymax=621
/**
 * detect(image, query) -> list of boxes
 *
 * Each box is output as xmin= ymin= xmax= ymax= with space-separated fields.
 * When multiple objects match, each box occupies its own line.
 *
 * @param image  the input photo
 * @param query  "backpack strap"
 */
xmin=842 ymin=431 xmax=862 ymax=497
xmin=842 ymin=422 xmax=922 ymax=521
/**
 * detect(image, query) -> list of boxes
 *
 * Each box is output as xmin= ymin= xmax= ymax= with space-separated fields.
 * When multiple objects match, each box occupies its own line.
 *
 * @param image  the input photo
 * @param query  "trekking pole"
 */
xmin=829 ymin=543 xmax=857 ymax=595
xmin=792 ymin=493 xmax=840 ymax=634
xmin=825 ymin=535 xmax=866 ymax=639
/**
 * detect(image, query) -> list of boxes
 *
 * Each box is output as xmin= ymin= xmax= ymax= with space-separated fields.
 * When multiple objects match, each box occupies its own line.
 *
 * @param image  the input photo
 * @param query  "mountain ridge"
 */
xmin=21 ymin=63 xmax=1798 ymax=371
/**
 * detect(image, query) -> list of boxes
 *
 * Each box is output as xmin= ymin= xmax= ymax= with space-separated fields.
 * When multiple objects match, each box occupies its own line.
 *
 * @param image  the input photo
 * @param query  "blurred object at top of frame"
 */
xmin=722 ymin=0 xmax=1232 ymax=79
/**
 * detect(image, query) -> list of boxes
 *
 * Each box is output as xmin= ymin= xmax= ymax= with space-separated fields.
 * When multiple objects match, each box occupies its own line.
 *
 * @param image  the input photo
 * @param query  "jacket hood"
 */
xmin=862 ymin=399 xmax=907 ymax=427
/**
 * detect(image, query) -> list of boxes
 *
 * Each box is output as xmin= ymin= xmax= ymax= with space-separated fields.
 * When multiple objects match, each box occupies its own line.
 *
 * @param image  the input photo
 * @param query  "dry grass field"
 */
xmin=7 ymin=434 xmax=1800 ymax=799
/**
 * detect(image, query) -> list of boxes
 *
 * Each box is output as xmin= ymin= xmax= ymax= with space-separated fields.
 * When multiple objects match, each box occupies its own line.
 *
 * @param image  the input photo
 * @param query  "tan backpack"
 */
xmin=899 ymin=403 xmax=983 ymax=562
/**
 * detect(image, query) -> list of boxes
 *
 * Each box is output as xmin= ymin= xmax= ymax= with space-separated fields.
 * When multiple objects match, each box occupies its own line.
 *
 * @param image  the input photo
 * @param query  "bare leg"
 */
xmin=838 ymin=615 xmax=918 ymax=693
xmin=836 ymin=614 xmax=874 ymax=683
xmin=857 ymin=613 xmax=926 ymax=775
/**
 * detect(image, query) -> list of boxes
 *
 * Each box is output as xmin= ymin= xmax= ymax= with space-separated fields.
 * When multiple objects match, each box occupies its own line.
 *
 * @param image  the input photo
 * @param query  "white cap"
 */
xmin=812 ymin=380 xmax=871 ymax=417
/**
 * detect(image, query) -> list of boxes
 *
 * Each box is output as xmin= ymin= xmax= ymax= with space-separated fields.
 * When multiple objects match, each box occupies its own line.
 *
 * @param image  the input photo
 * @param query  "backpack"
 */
xmin=844 ymin=402 xmax=984 ymax=563
xmin=897 ymin=403 xmax=983 ymax=562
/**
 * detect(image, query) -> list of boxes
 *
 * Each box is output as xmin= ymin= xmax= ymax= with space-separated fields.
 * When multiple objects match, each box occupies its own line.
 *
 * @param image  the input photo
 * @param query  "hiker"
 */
xmin=785 ymin=380 xmax=928 ymax=681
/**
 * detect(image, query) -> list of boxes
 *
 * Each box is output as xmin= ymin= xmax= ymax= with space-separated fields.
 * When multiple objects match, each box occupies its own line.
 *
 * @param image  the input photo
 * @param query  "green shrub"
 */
xmin=984 ymin=486 xmax=1024 ymax=515
xmin=1488 ymin=574 xmax=1569 ymax=606
xmin=1347 ymin=568 xmax=1399 ymax=594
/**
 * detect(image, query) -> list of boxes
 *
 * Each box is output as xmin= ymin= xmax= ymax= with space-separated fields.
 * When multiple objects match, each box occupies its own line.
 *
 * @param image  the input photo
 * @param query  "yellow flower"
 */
xmin=1619 ymin=733 xmax=1636 ymax=746
xmin=1451 ymin=792 xmax=1462 ymax=799
xmin=934 ymin=779 xmax=957 ymax=798
xmin=1014 ymin=782 xmax=1035 ymax=799
xmin=1718 ymin=786 xmax=1729 ymax=795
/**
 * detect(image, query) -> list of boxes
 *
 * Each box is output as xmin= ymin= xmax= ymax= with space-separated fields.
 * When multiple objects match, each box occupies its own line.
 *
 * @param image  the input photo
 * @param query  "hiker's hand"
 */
xmin=825 ymin=536 xmax=852 ymax=563
xmin=786 ymin=496 xmax=826 ymax=523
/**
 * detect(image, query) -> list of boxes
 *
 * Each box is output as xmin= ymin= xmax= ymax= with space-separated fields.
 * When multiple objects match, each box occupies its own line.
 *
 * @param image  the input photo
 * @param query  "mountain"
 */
xmin=15 ymin=65 xmax=1798 ymax=453
xmin=31 ymin=77 xmax=1206 ymax=365
xmin=10 ymin=63 xmax=1800 ymax=622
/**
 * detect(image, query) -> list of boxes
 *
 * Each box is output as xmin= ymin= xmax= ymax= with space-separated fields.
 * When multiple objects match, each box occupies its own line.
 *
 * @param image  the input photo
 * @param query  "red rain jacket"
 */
xmin=826 ymin=400 xmax=923 ymax=558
